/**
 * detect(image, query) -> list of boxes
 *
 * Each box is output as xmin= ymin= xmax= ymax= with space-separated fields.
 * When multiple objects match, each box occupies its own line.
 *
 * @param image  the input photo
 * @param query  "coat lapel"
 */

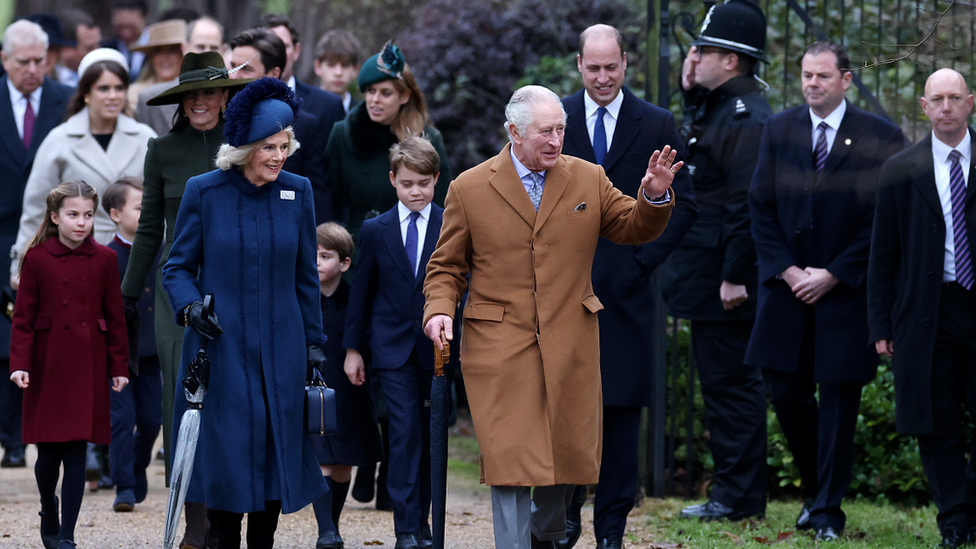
xmin=819 ymin=101 xmax=858 ymax=181
xmin=912 ymin=134 xmax=943 ymax=216
xmin=0 ymin=77 xmax=25 ymax=163
xmin=791 ymin=107 xmax=815 ymax=177
xmin=489 ymin=143 xmax=537 ymax=229
xmin=563 ymin=92 xmax=595 ymax=164
xmin=967 ymin=127 xmax=976 ymax=204
xmin=379 ymin=210 xmax=415 ymax=282
xmin=602 ymin=89 xmax=640 ymax=172
xmin=417 ymin=206 xmax=442 ymax=286
xmin=31 ymin=78 xmax=68 ymax=157
xmin=533 ymin=156 xmax=569 ymax=236
xmin=66 ymin=110 xmax=119 ymax=183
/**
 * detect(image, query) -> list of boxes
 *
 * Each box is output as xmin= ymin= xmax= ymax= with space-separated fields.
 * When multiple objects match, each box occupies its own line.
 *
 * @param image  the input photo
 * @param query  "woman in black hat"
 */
xmin=163 ymin=76 xmax=328 ymax=549
xmin=120 ymin=50 xmax=250 ymax=549
xmin=325 ymin=42 xmax=451 ymax=240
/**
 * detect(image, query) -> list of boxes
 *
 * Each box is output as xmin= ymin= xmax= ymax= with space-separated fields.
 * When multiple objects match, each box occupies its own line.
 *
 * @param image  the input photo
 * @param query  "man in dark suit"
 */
xmin=747 ymin=41 xmax=904 ymax=541
xmin=868 ymin=68 xmax=976 ymax=549
xmin=0 ymin=19 xmax=73 ymax=468
xmin=559 ymin=24 xmax=697 ymax=549
xmin=228 ymin=28 xmax=332 ymax=223
xmin=262 ymin=14 xmax=346 ymax=133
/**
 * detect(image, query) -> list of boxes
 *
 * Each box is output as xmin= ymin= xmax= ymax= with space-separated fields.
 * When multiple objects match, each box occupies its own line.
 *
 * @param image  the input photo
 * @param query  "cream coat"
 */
xmin=424 ymin=144 xmax=673 ymax=486
xmin=11 ymin=109 xmax=156 ymax=277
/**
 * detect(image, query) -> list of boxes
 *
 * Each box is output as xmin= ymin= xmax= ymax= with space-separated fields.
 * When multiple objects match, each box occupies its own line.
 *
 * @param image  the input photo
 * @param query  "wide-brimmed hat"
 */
xmin=223 ymin=77 xmax=303 ymax=147
xmin=78 ymin=48 xmax=129 ymax=80
xmin=358 ymin=41 xmax=405 ymax=91
xmin=131 ymin=20 xmax=186 ymax=53
xmin=147 ymin=52 xmax=255 ymax=106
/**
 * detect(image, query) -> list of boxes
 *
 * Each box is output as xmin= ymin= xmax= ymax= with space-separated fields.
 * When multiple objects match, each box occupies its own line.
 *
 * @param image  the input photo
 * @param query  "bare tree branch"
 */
xmin=856 ymin=0 xmax=959 ymax=70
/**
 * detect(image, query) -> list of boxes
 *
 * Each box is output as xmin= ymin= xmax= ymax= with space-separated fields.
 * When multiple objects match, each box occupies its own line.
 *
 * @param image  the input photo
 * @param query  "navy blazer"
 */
xmin=562 ymin=88 xmax=697 ymax=406
xmin=107 ymin=237 xmax=158 ymax=362
xmin=0 ymin=76 xmax=73 ymax=359
xmin=285 ymin=110 xmax=330 ymax=222
xmin=294 ymin=79 xmax=345 ymax=223
xmin=344 ymin=204 xmax=443 ymax=370
xmin=294 ymin=78 xmax=345 ymax=131
xmin=747 ymin=101 xmax=904 ymax=383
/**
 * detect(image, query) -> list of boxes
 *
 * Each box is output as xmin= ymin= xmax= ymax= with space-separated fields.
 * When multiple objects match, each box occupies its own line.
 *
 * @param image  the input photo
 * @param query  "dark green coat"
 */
xmin=122 ymin=121 xmax=224 ymax=479
xmin=325 ymin=102 xmax=451 ymax=238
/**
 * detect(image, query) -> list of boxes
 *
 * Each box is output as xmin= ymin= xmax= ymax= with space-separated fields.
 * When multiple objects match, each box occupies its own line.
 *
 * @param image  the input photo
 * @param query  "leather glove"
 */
xmin=307 ymin=344 xmax=327 ymax=382
xmin=186 ymin=300 xmax=222 ymax=341
xmin=122 ymin=295 xmax=139 ymax=325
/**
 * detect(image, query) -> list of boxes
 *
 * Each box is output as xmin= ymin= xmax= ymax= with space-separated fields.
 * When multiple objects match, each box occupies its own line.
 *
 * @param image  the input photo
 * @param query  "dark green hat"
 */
xmin=358 ymin=41 xmax=406 ymax=92
xmin=147 ymin=52 xmax=256 ymax=106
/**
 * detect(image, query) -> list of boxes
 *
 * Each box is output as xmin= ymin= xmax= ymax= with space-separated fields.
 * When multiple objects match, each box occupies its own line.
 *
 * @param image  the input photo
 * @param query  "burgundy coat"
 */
xmin=10 ymin=236 xmax=128 ymax=444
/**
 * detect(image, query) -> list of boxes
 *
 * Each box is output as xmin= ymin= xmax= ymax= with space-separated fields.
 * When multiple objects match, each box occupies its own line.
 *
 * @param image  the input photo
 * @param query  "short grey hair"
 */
xmin=3 ymin=20 xmax=49 ymax=55
xmin=215 ymin=126 xmax=299 ymax=171
xmin=504 ymin=85 xmax=566 ymax=142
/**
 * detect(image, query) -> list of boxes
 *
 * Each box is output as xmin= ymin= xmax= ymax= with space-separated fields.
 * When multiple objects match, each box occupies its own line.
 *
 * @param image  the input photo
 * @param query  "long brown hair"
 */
xmin=21 ymin=181 xmax=99 ymax=270
xmin=387 ymin=64 xmax=430 ymax=141
xmin=66 ymin=61 xmax=130 ymax=119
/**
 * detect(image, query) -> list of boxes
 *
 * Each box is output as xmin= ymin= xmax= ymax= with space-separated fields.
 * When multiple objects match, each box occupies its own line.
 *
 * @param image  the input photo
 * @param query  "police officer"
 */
xmin=664 ymin=0 xmax=772 ymax=521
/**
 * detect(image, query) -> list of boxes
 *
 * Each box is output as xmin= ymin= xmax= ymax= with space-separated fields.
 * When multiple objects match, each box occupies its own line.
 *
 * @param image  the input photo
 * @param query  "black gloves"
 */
xmin=122 ymin=295 xmax=139 ymax=325
xmin=307 ymin=344 xmax=327 ymax=382
xmin=186 ymin=300 xmax=222 ymax=341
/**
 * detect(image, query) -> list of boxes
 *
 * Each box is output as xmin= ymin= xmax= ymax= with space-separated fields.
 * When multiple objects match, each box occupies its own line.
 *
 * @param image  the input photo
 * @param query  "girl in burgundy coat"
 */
xmin=9 ymin=181 xmax=129 ymax=549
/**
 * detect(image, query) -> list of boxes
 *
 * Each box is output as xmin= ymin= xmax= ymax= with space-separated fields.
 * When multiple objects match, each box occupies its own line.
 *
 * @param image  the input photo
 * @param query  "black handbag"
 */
xmin=305 ymin=366 xmax=337 ymax=436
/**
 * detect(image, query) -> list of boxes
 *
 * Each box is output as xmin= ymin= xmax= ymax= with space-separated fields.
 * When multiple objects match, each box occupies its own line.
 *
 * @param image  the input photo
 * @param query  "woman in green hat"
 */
xmin=120 ymin=50 xmax=251 ymax=549
xmin=325 ymin=42 xmax=451 ymax=241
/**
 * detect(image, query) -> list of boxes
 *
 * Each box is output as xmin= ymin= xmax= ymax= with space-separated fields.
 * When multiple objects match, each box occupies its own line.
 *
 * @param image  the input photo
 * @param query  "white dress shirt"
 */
xmin=931 ymin=131 xmax=972 ymax=282
xmin=809 ymin=100 xmax=847 ymax=156
xmin=398 ymin=201 xmax=432 ymax=275
xmin=7 ymin=78 xmax=41 ymax=142
xmin=583 ymin=88 xmax=624 ymax=153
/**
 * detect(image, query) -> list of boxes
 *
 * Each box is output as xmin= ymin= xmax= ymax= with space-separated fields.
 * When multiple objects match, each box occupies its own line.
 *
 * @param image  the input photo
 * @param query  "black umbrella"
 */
xmin=430 ymin=330 xmax=450 ymax=549
xmin=163 ymin=295 xmax=215 ymax=549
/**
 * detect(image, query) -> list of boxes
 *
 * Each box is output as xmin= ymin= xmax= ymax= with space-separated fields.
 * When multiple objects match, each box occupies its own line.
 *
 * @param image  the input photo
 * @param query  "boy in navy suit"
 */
xmin=103 ymin=178 xmax=162 ymax=513
xmin=344 ymin=136 xmax=445 ymax=549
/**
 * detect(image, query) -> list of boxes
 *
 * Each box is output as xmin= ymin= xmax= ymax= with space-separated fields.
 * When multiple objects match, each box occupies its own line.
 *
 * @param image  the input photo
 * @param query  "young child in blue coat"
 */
xmin=309 ymin=222 xmax=383 ymax=549
xmin=103 ymin=178 xmax=163 ymax=513
xmin=343 ymin=136 xmax=446 ymax=549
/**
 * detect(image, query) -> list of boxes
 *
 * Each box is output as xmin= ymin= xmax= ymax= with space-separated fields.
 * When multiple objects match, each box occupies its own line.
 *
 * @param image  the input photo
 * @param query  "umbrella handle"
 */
xmin=434 ymin=329 xmax=449 ymax=377
xmin=199 ymin=294 xmax=215 ymax=353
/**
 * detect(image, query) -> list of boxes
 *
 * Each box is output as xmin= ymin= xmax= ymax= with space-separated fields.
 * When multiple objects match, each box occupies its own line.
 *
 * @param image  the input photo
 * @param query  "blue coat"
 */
xmin=0 ymin=76 xmax=72 ymax=359
xmin=344 ymin=204 xmax=443 ymax=370
xmin=163 ymin=167 xmax=326 ymax=513
xmin=746 ymin=102 xmax=904 ymax=383
xmin=562 ymin=88 xmax=697 ymax=407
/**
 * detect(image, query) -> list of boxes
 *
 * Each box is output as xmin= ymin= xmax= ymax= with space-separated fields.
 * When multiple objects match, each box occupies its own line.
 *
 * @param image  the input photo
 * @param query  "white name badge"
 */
xmin=280 ymin=190 xmax=295 ymax=200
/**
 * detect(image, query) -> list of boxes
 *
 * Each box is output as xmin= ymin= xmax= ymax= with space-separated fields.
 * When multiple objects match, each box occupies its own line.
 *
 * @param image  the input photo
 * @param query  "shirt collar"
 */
xmin=510 ymin=145 xmax=545 ymax=180
xmin=7 ymin=78 xmax=41 ymax=104
xmin=932 ymin=130 xmax=972 ymax=164
xmin=809 ymin=100 xmax=846 ymax=130
xmin=397 ymin=200 xmax=431 ymax=222
xmin=583 ymin=87 xmax=624 ymax=121
xmin=286 ymin=75 xmax=297 ymax=92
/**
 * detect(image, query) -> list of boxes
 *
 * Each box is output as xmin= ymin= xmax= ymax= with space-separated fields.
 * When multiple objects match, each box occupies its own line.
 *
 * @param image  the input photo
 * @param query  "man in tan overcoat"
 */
xmin=423 ymin=85 xmax=680 ymax=549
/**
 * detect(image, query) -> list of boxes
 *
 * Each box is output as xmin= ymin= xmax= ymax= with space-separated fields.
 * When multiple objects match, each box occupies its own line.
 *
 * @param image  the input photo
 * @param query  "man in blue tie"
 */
xmin=559 ymin=23 xmax=697 ymax=549
xmin=747 ymin=41 xmax=904 ymax=541
xmin=868 ymin=68 xmax=976 ymax=549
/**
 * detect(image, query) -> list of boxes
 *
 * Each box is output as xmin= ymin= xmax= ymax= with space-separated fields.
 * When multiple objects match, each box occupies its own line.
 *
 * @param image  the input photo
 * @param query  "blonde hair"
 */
xmin=21 ymin=180 xmax=99 ymax=270
xmin=215 ymin=126 xmax=299 ymax=170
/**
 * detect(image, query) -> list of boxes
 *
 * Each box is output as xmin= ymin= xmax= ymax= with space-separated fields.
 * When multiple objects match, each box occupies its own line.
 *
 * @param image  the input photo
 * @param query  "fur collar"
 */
xmin=346 ymin=101 xmax=398 ymax=159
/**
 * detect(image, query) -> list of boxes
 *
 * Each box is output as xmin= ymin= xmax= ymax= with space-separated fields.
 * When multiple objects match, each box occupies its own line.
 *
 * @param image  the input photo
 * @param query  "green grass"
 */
xmin=635 ymin=498 xmax=941 ymax=548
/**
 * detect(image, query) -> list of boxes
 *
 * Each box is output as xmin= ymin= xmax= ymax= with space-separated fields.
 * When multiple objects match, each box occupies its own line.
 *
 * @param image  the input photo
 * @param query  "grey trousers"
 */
xmin=490 ymin=484 xmax=576 ymax=548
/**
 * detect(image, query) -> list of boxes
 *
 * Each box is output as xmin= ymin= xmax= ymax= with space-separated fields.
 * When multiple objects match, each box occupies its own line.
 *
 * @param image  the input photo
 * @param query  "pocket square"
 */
xmin=574 ymin=202 xmax=587 ymax=211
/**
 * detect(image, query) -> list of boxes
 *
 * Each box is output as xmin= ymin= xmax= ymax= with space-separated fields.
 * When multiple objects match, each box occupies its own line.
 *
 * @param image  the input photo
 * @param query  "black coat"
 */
xmin=562 ymin=88 xmax=697 ymax=406
xmin=747 ymin=102 xmax=904 ymax=383
xmin=286 ymin=110 xmax=330 ymax=222
xmin=0 ymin=76 xmax=72 ymax=359
xmin=662 ymin=75 xmax=771 ymax=321
xmin=294 ymin=79 xmax=346 ymax=224
xmin=867 ymin=130 xmax=976 ymax=434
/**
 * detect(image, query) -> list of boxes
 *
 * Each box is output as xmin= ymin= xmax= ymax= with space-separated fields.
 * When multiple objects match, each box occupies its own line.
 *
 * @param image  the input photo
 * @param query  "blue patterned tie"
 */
xmin=406 ymin=211 xmax=420 ymax=275
xmin=593 ymin=106 xmax=608 ymax=165
xmin=814 ymin=121 xmax=828 ymax=172
xmin=948 ymin=150 xmax=974 ymax=289
xmin=527 ymin=172 xmax=544 ymax=211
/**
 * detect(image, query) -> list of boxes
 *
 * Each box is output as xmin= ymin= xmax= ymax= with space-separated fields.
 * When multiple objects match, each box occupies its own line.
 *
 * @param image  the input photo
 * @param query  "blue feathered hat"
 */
xmin=223 ymin=77 xmax=303 ymax=147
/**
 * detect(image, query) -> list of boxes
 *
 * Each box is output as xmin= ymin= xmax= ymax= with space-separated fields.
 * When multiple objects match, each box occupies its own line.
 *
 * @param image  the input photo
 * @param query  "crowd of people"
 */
xmin=0 ymin=1 xmax=974 ymax=549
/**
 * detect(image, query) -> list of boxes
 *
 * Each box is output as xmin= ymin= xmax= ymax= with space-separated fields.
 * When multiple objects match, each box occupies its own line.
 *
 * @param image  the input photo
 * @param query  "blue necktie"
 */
xmin=528 ymin=172 xmax=544 ymax=211
xmin=814 ymin=121 xmax=829 ymax=172
xmin=593 ymin=106 xmax=608 ymax=165
xmin=948 ymin=150 xmax=974 ymax=289
xmin=406 ymin=211 xmax=420 ymax=276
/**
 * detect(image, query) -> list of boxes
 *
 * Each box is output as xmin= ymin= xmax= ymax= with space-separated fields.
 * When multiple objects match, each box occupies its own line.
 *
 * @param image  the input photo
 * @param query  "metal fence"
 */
xmin=644 ymin=0 xmax=976 ymax=498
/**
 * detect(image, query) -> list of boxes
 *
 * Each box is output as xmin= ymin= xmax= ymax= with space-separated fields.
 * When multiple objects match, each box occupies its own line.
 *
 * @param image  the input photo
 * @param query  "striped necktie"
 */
xmin=948 ymin=149 xmax=974 ymax=289
xmin=814 ymin=121 xmax=828 ymax=172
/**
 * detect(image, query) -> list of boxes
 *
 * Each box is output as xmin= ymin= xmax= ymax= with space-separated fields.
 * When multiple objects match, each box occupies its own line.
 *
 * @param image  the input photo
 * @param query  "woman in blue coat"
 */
xmin=163 ymin=77 xmax=327 ymax=549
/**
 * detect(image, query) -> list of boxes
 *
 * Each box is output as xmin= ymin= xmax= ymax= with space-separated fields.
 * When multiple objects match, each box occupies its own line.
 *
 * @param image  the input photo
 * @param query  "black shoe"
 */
xmin=376 ymin=489 xmax=394 ymax=511
xmin=815 ymin=526 xmax=841 ymax=541
xmin=795 ymin=501 xmax=814 ymax=531
xmin=134 ymin=469 xmax=148 ymax=503
xmin=113 ymin=489 xmax=136 ymax=512
xmin=596 ymin=535 xmax=622 ymax=549
xmin=531 ymin=534 xmax=555 ymax=549
xmin=351 ymin=464 xmax=376 ymax=503
xmin=1 ymin=448 xmax=26 ymax=468
xmin=394 ymin=533 xmax=419 ymax=549
xmin=679 ymin=500 xmax=758 ymax=521
xmin=555 ymin=485 xmax=586 ymax=549
xmin=417 ymin=524 xmax=432 ymax=549
xmin=39 ymin=496 xmax=59 ymax=549
xmin=315 ymin=530 xmax=344 ymax=549
xmin=939 ymin=529 xmax=971 ymax=548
